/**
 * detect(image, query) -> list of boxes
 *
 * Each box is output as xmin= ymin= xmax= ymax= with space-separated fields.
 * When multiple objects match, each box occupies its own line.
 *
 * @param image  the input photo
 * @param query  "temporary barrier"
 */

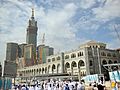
xmin=0 ymin=77 xmax=12 ymax=90
xmin=109 ymin=70 xmax=120 ymax=82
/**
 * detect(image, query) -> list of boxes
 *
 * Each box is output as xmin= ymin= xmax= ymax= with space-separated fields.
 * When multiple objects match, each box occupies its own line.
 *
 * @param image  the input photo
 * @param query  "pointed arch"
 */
xmin=114 ymin=61 xmax=117 ymax=63
xmin=108 ymin=60 xmax=112 ymax=64
xmin=78 ymin=60 xmax=85 ymax=67
xmin=65 ymin=62 xmax=70 ymax=73
xmin=71 ymin=61 xmax=77 ymax=68
xmin=102 ymin=60 xmax=107 ymax=65
xmin=65 ymin=62 xmax=70 ymax=68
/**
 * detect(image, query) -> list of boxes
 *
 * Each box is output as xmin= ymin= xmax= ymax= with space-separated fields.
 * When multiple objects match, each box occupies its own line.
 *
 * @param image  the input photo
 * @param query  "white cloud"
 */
xmin=107 ymin=39 xmax=120 ymax=49
xmin=35 ymin=3 xmax=77 ymax=39
xmin=93 ymin=0 xmax=120 ymax=21
xmin=0 ymin=1 xmax=83 ymax=65
xmin=35 ymin=3 xmax=80 ymax=52
xmin=80 ymin=0 xmax=96 ymax=9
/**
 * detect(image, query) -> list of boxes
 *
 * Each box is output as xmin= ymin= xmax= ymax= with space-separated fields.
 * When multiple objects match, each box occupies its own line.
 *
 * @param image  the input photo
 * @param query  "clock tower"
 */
xmin=26 ymin=8 xmax=38 ymax=48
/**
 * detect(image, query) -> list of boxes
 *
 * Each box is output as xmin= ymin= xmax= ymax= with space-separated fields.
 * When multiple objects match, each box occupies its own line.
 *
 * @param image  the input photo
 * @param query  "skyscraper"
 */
xmin=6 ymin=42 xmax=18 ymax=61
xmin=26 ymin=8 xmax=38 ymax=48
xmin=37 ymin=45 xmax=54 ymax=64
xmin=24 ymin=44 xmax=36 ymax=66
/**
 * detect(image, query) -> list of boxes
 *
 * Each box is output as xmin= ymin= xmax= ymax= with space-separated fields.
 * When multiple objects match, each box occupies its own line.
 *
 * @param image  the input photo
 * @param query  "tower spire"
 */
xmin=31 ymin=8 xmax=34 ymax=19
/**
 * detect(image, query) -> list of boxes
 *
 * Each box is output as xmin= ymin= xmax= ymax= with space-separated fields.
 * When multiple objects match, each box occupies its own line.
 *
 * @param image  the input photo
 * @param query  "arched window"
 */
xmin=71 ymin=61 xmax=77 ymax=67
xmin=114 ymin=61 xmax=117 ymax=63
xmin=78 ymin=60 xmax=85 ymax=67
xmin=65 ymin=62 xmax=70 ymax=68
xmin=102 ymin=60 xmax=107 ymax=65
xmin=108 ymin=60 xmax=112 ymax=64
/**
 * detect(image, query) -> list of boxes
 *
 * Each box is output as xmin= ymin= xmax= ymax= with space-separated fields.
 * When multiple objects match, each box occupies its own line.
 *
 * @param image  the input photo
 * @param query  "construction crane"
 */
xmin=114 ymin=25 xmax=120 ymax=42
xmin=42 ymin=33 xmax=45 ymax=45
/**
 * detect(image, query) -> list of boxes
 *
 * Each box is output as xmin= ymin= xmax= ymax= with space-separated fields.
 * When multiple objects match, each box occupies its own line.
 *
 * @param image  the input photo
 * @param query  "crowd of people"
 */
xmin=11 ymin=79 xmax=108 ymax=90
xmin=12 ymin=79 xmax=85 ymax=90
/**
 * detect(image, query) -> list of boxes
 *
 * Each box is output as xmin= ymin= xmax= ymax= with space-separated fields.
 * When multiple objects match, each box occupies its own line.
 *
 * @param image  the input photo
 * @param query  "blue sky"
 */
xmin=0 ymin=0 xmax=120 ymax=64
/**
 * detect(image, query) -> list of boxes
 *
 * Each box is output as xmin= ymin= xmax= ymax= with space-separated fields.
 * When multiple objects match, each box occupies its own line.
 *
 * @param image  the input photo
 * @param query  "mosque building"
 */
xmin=5 ymin=9 xmax=120 ymax=82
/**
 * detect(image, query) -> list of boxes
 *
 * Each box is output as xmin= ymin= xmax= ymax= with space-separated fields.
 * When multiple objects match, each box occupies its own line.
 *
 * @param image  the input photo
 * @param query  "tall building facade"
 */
xmin=26 ymin=8 xmax=38 ymax=48
xmin=16 ymin=44 xmax=27 ymax=68
xmin=18 ymin=44 xmax=27 ymax=58
xmin=37 ymin=45 xmax=54 ymax=64
xmin=5 ymin=43 xmax=18 ymax=78
xmin=6 ymin=43 xmax=18 ymax=61
xmin=24 ymin=44 xmax=36 ymax=66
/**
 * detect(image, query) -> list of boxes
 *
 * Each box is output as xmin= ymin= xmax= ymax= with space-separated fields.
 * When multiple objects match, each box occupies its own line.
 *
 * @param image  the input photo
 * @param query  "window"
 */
xmin=71 ymin=61 xmax=77 ymax=67
xmin=78 ymin=60 xmax=85 ymax=67
xmin=52 ymin=58 xmax=55 ymax=61
xmin=48 ymin=59 xmax=51 ymax=62
xmin=102 ymin=60 xmax=107 ymax=65
xmin=78 ymin=52 xmax=84 ymax=57
xmin=107 ymin=53 xmax=111 ymax=57
xmin=101 ymin=52 xmax=106 ymax=56
xmin=108 ymin=60 xmax=112 ymax=64
xmin=57 ymin=56 xmax=60 ymax=60
xmin=78 ymin=52 xmax=80 ymax=57
xmin=89 ymin=60 xmax=93 ymax=66
xmin=114 ymin=61 xmax=117 ymax=63
xmin=81 ymin=52 xmax=84 ymax=56
xmin=113 ymin=54 xmax=116 ymax=57
xmin=65 ymin=55 xmax=69 ymax=59
xmin=71 ymin=53 xmax=76 ymax=58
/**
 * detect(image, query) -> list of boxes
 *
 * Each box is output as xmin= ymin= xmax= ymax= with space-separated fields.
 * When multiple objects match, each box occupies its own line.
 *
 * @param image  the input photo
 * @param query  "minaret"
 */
xmin=26 ymin=8 xmax=38 ymax=48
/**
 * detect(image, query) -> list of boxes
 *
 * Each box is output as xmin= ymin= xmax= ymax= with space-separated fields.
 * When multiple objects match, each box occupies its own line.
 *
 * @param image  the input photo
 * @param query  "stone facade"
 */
xmin=17 ymin=41 xmax=120 ymax=81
